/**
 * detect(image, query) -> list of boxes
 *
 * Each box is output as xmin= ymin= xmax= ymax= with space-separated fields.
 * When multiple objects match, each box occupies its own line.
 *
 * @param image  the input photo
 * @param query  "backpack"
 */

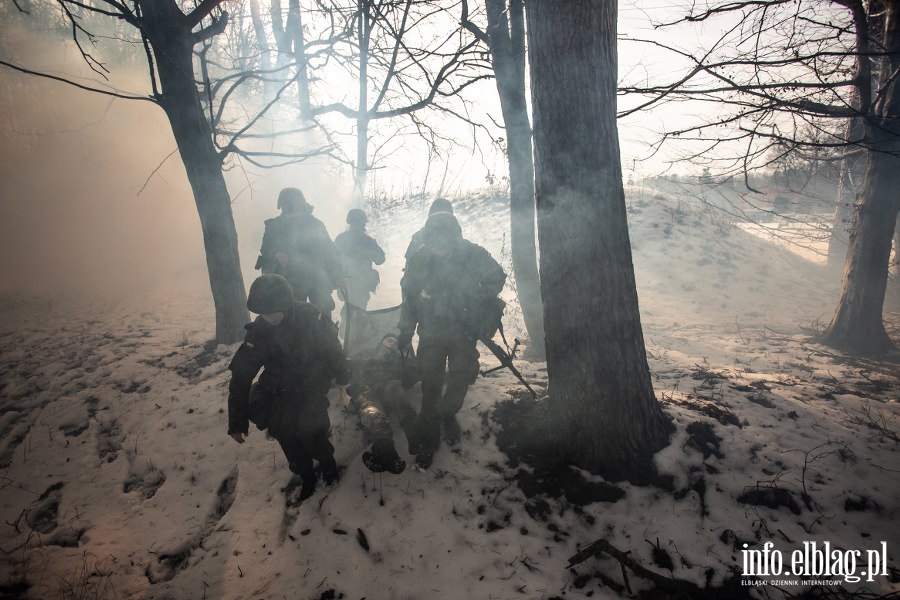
xmin=470 ymin=295 xmax=505 ymax=341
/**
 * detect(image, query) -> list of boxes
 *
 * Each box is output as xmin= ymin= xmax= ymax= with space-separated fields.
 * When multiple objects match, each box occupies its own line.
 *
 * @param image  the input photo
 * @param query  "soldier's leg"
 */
xmin=306 ymin=431 xmax=339 ymax=485
xmin=411 ymin=337 xmax=446 ymax=464
xmin=345 ymin=280 xmax=370 ymax=311
xmin=275 ymin=435 xmax=318 ymax=505
xmin=382 ymin=380 xmax=417 ymax=445
xmin=358 ymin=393 xmax=393 ymax=443
xmin=308 ymin=287 xmax=336 ymax=316
xmin=359 ymin=385 xmax=406 ymax=474
xmin=440 ymin=338 xmax=480 ymax=445
xmin=296 ymin=403 xmax=338 ymax=485
xmin=416 ymin=336 xmax=447 ymax=420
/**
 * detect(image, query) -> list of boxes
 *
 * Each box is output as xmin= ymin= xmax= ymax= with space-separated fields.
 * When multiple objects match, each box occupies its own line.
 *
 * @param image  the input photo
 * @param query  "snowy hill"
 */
xmin=0 ymin=188 xmax=898 ymax=600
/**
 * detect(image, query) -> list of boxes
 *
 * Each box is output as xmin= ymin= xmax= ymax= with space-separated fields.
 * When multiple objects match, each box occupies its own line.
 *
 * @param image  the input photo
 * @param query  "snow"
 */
xmin=1 ymin=185 xmax=898 ymax=600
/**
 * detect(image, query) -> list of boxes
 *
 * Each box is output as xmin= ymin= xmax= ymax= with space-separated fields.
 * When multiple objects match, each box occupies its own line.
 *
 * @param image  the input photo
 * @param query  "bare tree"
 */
xmin=301 ymin=0 xmax=491 ymax=199
xmin=463 ymin=0 xmax=545 ymax=358
xmin=622 ymin=0 xmax=899 ymax=356
xmin=2 ymin=0 xmax=333 ymax=343
xmin=525 ymin=0 xmax=672 ymax=482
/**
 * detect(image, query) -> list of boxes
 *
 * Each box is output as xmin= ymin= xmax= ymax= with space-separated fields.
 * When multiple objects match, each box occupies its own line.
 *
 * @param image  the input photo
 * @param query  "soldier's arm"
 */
xmin=315 ymin=221 xmax=346 ymax=286
xmin=227 ymin=331 xmax=263 ymax=436
xmin=318 ymin=313 xmax=351 ymax=384
xmin=257 ymin=219 xmax=281 ymax=272
xmin=404 ymin=230 xmax=423 ymax=264
xmin=369 ymin=235 xmax=386 ymax=266
xmin=397 ymin=260 xmax=421 ymax=344
xmin=478 ymin=247 xmax=507 ymax=297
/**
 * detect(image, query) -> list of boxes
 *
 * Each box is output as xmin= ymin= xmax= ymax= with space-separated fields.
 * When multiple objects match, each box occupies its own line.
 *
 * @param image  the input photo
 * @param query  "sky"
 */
xmin=0 ymin=187 xmax=897 ymax=599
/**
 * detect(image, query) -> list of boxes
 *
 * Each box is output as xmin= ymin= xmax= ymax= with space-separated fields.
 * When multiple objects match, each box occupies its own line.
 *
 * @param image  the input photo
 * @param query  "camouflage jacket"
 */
xmin=256 ymin=213 xmax=343 ymax=289
xmin=334 ymin=227 xmax=385 ymax=290
xmin=399 ymin=240 xmax=506 ymax=339
xmin=227 ymin=301 xmax=349 ymax=435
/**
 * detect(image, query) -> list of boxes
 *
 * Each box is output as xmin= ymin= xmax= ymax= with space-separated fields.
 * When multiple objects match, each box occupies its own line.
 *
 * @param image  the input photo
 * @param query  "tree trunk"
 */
xmin=142 ymin=3 xmax=248 ymax=344
xmin=485 ymin=0 xmax=545 ymax=358
xmin=827 ymin=128 xmax=863 ymax=266
xmin=354 ymin=0 xmax=373 ymax=200
xmin=525 ymin=0 xmax=671 ymax=483
xmin=249 ymin=0 xmax=277 ymax=98
xmin=821 ymin=1 xmax=900 ymax=356
xmin=287 ymin=0 xmax=312 ymax=120
xmin=893 ymin=214 xmax=900 ymax=273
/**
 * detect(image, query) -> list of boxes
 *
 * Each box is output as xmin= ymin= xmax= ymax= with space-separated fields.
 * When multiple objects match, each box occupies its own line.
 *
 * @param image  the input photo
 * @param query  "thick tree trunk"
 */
xmin=821 ymin=145 xmax=900 ymax=354
xmin=822 ymin=2 xmax=900 ymax=356
xmin=525 ymin=0 xmax=671 ymax=483
xmin=142 ymin=3 xmax=248 ymax=344
xmin=827 ymin=143 xmax=862 ymax=267
xmin=485 ymin=0 xmax=545 ymax=358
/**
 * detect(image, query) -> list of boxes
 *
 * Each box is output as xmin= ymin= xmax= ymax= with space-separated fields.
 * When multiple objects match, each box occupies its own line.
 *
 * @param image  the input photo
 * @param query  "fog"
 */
xmin=0 ymin=30 xmax=354 ymax=298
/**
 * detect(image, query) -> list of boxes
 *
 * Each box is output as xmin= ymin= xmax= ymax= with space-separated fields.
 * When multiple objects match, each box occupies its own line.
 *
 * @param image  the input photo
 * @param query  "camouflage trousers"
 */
xmin=250 ymin=383 xmax=335 ymax=481
xmin=416 ymin=333 xmax=480 ymax=421
xmin=357 ymin=380 xmax=416 ymax=444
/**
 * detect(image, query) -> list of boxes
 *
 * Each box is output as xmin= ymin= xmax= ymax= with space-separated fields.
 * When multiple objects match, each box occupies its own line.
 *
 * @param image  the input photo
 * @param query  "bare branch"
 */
xmin=0 ymin=59 xmax=153 ymax=102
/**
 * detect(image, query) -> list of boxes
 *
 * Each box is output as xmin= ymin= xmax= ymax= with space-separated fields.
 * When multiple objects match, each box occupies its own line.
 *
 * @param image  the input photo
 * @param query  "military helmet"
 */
xmin=428 ymin=197 xmax=453 ymax=216
xmin=247 ymin=274 xmax=294 ymax=314
xmin=346 ymin=208 xmax=368 ymax=226
xmin=277 ymin=187 xmax=312 ymax=214
xmin=423 ymin=211 xmax=462 ymax=240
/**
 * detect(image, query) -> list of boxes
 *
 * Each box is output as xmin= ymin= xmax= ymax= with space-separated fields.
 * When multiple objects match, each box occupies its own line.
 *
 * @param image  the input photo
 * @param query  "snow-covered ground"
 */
xmin=1 ymin=187 xmax=898 ymax=600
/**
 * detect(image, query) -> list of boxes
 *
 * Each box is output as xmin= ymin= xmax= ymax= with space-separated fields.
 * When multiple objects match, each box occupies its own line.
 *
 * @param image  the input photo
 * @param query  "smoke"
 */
xmin=0 ymin=23 xmax=354 ymax=297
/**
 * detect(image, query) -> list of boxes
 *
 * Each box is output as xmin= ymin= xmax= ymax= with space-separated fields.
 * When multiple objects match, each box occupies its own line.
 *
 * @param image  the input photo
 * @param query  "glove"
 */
xmin=398 ymin=331 xmax=413 ymax=350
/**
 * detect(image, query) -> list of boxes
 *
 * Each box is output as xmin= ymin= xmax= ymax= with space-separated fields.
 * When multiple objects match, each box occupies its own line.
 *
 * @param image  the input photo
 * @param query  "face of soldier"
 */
xmin=378 ymin=336 xmax=401 ymax=359
xmin=260 ymin=312 xmax=285 ymax=326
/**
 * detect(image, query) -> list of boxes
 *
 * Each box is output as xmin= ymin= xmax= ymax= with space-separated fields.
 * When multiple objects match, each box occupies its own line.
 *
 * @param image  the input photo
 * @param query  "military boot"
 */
xmin=442 ymin=415 xmax=462 ymax=446
xmin=403 ymin=414 xmax=425 ymax=455
xmin=318 ymin=456 xmax=341 ymax=488
xmin=362 ymin=438 xmax=406 ymax=474
xmin=413 ymin=416 xmax=441 ymax=469
xmin=283 ymin=473 xmax=317 ymax=507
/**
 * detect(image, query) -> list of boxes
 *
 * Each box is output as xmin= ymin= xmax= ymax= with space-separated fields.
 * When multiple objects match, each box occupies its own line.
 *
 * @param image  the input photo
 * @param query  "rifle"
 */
xmin=479 ymin=336 xmax=538 ymax=398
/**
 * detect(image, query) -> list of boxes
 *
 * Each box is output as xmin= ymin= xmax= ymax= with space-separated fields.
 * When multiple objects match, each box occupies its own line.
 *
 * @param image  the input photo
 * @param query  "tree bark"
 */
xmin=525 ymin=0 xmax=671 ymax=482
xmin=827 ymin=118 xmax=863 ymax=267
xmin=354 ymin=0 xmax=373 ymax=200
xmin=822 ymin=1 xmax=900 ymax=356
xmin=893 ymin=214 xmax=900 ymax=273
xmin=287 ymin=0 xmax=312 ymax=120
xmin=249 ymin=0 xmax=276 ymax=98
xmin=141 ymin=1 xmax=248 ymax=344
xmin=485 ymin=0 xmax=545 ymax=358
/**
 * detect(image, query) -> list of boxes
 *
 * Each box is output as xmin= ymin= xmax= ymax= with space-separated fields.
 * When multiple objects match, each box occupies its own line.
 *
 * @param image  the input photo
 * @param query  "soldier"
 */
xmin=398 ymin=212 xmax=506 ymax=468
xmin=255 ymin=187 xmax=344 ymax=316
xmin=404 ymin=197 xmax=454 ymax=265
xmin=227 ymin=274 xmax=350 ymax=505
xmin=348 ymin=333 xmax=418 ymax=474
xmin=334 ymin=209 xmax=386 ymax=336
